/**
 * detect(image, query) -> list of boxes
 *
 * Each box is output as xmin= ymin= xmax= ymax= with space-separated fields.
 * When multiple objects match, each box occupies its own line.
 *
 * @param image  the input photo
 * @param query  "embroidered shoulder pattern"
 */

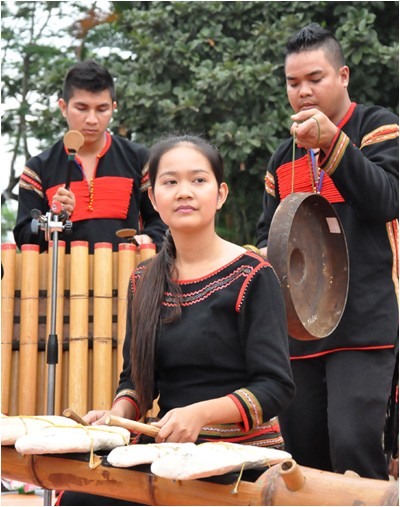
xmin=321 ymin=130 xmax=349 ymax=177
xmin=131 ymin=264 xmax=148 ymax=294
xmin=236 ymin=263 xmax=271 ymax=312
xmin=387 ymin=219 xmax=399 ymax=301
xmin=360 ymin=124 xmax=399 ymax=149
xmin=19 ymin=167 xmax=43 ymax=198
xmin=264 ymin=171 xmax=276 ymax=197
xmin=164 ymin=265 xmax=253 ymax=307
xmin=140 ymin=163 xmax=150 ymax=192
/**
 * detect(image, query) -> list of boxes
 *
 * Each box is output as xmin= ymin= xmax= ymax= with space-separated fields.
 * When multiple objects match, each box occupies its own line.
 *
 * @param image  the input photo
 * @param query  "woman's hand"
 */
xmin=151 ymin=397 xmax=241 ymax=443
xmin=152 ymin=405 xmax=206 ymax=443
xmin=133 ymin=234 xmax=153 ymax=245
xmin=83 ymin=410 xmax=110 ymax=426
xmin=83 ymin=399 xmax=137 ymax=426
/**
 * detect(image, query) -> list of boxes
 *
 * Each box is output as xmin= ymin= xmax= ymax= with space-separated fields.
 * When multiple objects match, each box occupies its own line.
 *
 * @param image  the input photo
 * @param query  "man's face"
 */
xmin=58 ymin=88 xmax=116 ymax=146
xmin=285 ymin=48 xmax=349 ymax=125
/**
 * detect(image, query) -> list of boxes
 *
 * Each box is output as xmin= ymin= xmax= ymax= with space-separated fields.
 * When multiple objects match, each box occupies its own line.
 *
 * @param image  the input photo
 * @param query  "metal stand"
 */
xmin=31 ymin=203 xmax=72 ymax=506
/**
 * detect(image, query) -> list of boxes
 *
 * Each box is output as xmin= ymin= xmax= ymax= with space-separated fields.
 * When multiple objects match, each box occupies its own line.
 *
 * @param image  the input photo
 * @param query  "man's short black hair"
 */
xmin=62 ymin=60 xmax=116 ymax=103
xmin=285 ymin=23 xmax=346 ymax=70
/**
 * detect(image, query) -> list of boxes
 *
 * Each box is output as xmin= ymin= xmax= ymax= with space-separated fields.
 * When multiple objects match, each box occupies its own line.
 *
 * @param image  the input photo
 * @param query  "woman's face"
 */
xmin=148 ymin=144 xmax=228 ymax=234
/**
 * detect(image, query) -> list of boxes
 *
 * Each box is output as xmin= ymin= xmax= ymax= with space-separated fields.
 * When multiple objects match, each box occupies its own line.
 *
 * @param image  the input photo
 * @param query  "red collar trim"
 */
xmin=337 ymin=102 xmax=357 ymax=129
xmin=98 ymin=131 xmax=112 ymax=158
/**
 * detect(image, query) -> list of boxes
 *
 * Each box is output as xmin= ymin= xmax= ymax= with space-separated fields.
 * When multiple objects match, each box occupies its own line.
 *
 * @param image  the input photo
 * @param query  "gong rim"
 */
xmin=267 ymin=192 xmax=349 ymax=341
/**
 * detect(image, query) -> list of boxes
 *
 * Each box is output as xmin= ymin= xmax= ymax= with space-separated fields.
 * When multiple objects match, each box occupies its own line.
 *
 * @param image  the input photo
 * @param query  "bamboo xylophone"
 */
xmin=1 ymin=446 xmax=398 ymax=506
xmin=1 ymin=241 xmax=156 ymax=418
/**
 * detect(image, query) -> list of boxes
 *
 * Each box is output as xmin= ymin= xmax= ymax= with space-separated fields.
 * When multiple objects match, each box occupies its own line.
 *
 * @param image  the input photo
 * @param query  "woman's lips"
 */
xmin=176 ymin=205 xmax=195 ymax=213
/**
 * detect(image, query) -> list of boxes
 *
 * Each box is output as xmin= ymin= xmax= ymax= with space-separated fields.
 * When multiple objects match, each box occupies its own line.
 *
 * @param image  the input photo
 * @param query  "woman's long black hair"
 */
xmin=130 ymin=135 xmax=224 ymax=415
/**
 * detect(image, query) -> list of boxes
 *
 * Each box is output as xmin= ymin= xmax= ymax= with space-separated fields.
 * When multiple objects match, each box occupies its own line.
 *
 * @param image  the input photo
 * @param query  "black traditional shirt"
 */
xmin=257 ymin=102 xmax=399 ymax=357
xmin=14 ymin=132 xmax=166 ymax=253
xmin=115 ymin=251 xmax=295 ymax=447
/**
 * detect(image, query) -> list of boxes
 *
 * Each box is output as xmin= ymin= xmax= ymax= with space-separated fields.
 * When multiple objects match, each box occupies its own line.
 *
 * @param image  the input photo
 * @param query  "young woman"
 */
xmin=58 ymin=135 xmax=294 ymax=505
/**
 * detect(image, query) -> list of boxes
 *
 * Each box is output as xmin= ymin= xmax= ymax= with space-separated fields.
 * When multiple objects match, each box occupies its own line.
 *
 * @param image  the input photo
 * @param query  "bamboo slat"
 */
xmin=92 ymin=242 xmax=113 ymax=409
xmin=1 ymin=243 xmax=16 ymax=414
xmin=2 ymin=241 xmax=156 ymax=417
xmin=117 ymin=244 xmax=137 ymax=376
xmin=9 ymin=351 xmax=19 ymax=416
xmin=36 ymin=350 xmax=46 ymax=415
xmin=18 ymin=245 xmax=40 ymax=415
xmin=140 ymin=243 xmax=156 ymax=262
xmin=68 ymin=241 xmax=89 ymax=415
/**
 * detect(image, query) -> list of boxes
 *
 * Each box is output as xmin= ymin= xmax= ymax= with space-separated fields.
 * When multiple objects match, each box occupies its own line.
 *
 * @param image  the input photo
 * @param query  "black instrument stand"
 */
xmin=31 ymin=203 xmax=72 ymax=506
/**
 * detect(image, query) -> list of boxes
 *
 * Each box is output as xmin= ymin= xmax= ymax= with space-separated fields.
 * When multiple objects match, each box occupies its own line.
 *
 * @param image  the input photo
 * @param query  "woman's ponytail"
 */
xmin=130 ymin=230 xmax=181 ymax=415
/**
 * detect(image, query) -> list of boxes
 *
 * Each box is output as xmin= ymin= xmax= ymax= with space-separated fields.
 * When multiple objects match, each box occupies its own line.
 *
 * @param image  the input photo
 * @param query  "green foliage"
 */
xmin=1 ymin=202 xmax=18 ymax=244
xmin=1 ymin=2 xmax=80 ymax=150
xmin=1 ymin=1 xmax=398 ymax=245
xmin=104 ymin=1 xmax=399 ymax=244
xmin=334 ymin=3 xmax=399 ymax=110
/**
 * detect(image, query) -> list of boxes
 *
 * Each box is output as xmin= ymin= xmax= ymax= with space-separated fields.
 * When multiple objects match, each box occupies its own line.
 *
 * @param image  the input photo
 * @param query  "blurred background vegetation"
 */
xmin=1 ymin=1 xmax=398 ymax=245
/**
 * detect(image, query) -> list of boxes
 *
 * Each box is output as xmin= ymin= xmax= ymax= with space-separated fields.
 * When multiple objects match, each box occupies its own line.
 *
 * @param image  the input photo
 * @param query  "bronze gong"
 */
xmin=267 ymin=192 xmax=349 ymax=341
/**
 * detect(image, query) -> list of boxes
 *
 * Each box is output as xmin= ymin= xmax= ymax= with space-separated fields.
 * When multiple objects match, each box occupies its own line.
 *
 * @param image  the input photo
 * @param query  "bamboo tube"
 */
xmin=117 ymin=244 xmax=136 ymax=376
xmin=259 ymin=460 xmax=399 ymax=506
xmin=37 ymin=251 xmax=49 ymax=415
xmin=18 ymin=245 xmax=40 ymax=415
xmin=139 ymin=243 xmax=156 ymax=263
xmin=88 ymin=251 xmax=94 ymax=290
xmin=43 ymin=240 xmax=65 ymax=415
xmin=2 ymin=447 xmax=398 ymax=507
xmin=61 ymin=348 xmax=69 ymax=412
xmin=64 ymin=248 xmax=71 ymax=292
xmin=1 ymin=243 xmax=16 ymax=415
xmin=88 ymin=348 xmax=93 ymax=409
xmin=9 ymin=350 xmax=19 ymax=416
xmin=92 ymin=242 xmax=113 ymax=409
xmin=112 ymin=345 xmax=118 ymax=395
xmin=131 ymin=244 xmax=139 ymax=270
xmin=135 ymin=244 xmax=141 ymax=268
xmin=279 ymin=459 xmax=306 ymax=491
xmin=68 ymin=241 xmax=89 ymax=416
xmin=39 ymin=250 xmax=48 ymax=290
xmin=106 ymin=414 xmax=159 ymax=437
xmin=10 ymin=249 xmax=21 ymax=416
xmin=15 ymin=248 xmax=22 ymax=291
xmin=112 ymin=251 xmax=118 ymax=293
xmin=36 ymin=350 xmax=46 ymax=415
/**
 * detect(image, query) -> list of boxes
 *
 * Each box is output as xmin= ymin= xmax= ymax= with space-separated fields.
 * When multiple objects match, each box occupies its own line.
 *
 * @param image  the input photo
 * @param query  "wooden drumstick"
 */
xmin=116 ymin=228 xmax=139 ymax=246
xmin=63 ymin=408 xmax=89 ymax=426
xmin=105 ymin=415 xmax=159 ymax=437
xmin=63 ymin=130 xmax=84 ymax=190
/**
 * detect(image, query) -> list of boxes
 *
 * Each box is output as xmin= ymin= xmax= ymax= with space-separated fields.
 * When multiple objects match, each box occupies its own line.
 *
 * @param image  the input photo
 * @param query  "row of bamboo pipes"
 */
xmin=1 ymin=241 xmax=156 ymax=418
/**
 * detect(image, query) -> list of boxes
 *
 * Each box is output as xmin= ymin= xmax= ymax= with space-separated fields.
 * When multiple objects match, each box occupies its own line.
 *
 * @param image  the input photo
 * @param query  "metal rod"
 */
xmin=44 ymin=226 xmax=59 ymax=506
xmin=29 ymin=204 xmax=71 ymax=506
